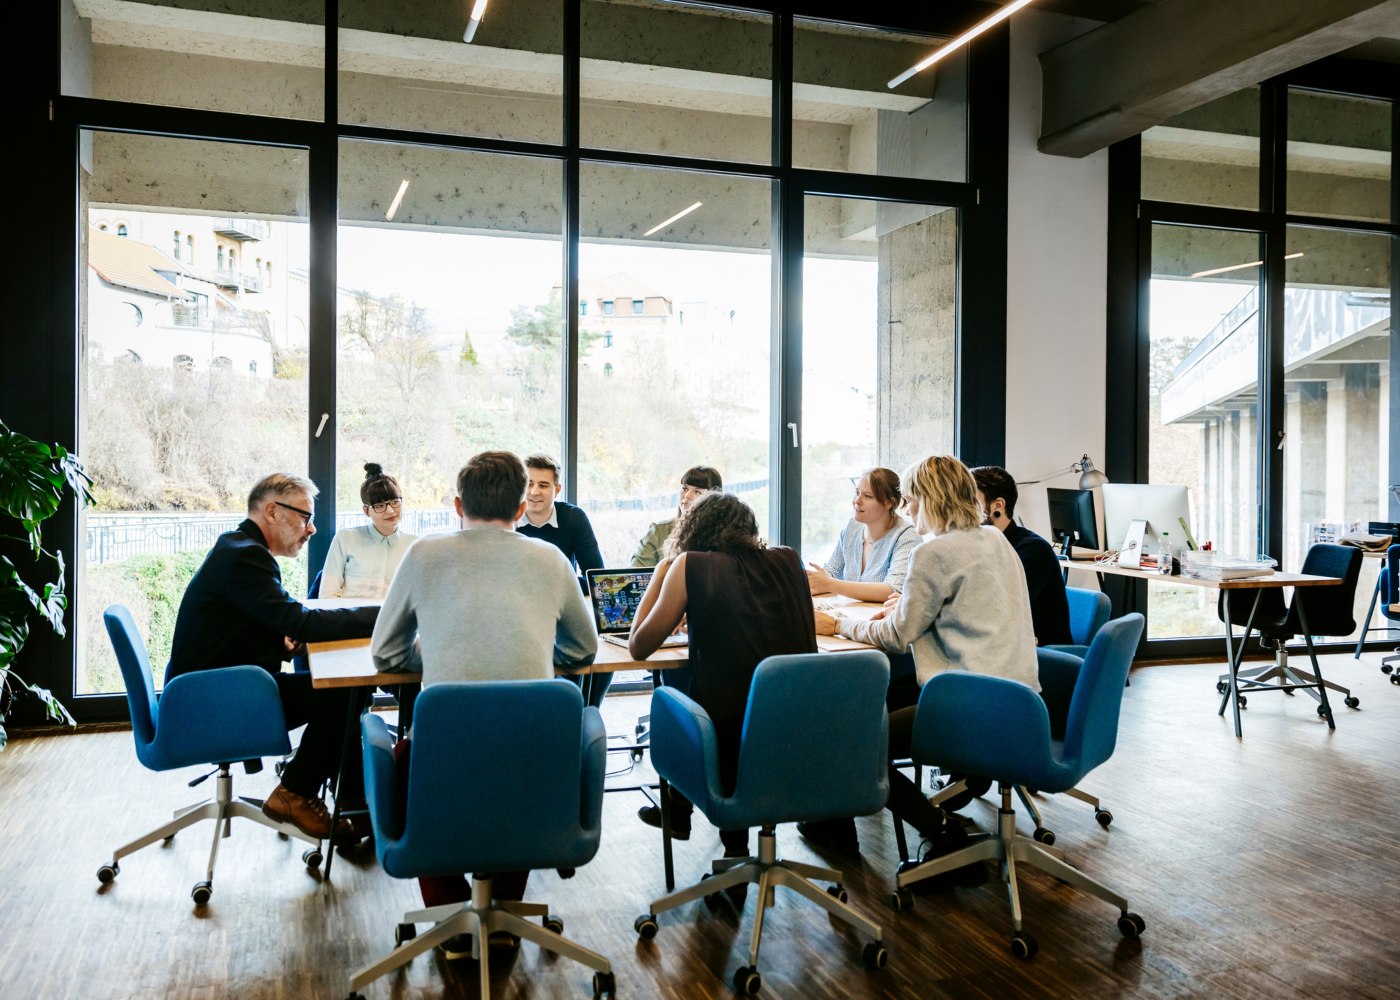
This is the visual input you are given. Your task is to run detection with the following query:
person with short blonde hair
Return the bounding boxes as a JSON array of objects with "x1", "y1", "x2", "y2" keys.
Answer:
[{"x1": 815, "y1": 454, "x2": 1037, "y2": 858}]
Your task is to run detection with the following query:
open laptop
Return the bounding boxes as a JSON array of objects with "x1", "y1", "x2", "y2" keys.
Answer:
[{"x1": 585, "y1": 567, "x2": 688, "y2": 648}]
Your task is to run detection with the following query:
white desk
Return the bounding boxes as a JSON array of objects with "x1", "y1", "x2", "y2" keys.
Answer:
[{"x1": 1060, "y1": 558, "x2": 1341, "y2": 737}]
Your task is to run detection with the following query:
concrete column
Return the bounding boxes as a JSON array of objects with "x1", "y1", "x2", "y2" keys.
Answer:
[{"x1": 876, "y1": 208, "x2": 957, "y2": 473}]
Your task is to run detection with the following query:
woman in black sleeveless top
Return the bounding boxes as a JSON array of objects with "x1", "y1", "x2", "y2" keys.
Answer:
[{"x1": 629, "y1": 492, "x2": 815, "y2": 855}]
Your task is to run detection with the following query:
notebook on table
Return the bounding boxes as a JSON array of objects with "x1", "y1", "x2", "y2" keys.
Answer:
[{"x1": 584, "y1": 567, "x2": 688, "y2": 648}]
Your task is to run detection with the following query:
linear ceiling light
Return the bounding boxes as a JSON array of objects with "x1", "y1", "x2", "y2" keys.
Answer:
[
  {"x1": 644, "y1": 201, "x2": 703, "y2": 237},
  {"x1": 888, "y1": 0, "x2": 1039, "y2": 89},
  {"x1": 1190, "y1": 251, "x2": 1303, "y2": 279},
  {"x1": 464, "y1": 0, "x2": 490, "y2": 43},
  {"x1": 385, "y1": 179, "x2": 410, "y2": 221}
]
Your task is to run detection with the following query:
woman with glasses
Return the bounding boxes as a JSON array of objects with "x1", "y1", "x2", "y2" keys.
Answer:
[
  {"x1": 320, "y1": 462, "x2": 417, "y2": 599},
  {"x1": 631, "y1": 465, "x2": 723, "y2": 568}
]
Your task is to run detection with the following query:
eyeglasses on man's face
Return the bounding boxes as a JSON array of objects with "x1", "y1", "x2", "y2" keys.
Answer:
[
  {"x1": 274, "y1": 500, "x2": 315, "y2": 527},
  {"x1": 368, "y1": 498, "x2": 404, "y2": 514}
]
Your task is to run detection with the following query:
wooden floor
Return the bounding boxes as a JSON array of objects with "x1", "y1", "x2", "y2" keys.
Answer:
[{"x1": 5, "y1": 651, "x2": 1400, "y2": 1000}]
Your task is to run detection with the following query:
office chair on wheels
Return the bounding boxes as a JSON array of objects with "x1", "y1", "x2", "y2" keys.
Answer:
[
  {"x1": 1214, "y1": 543, "x2": 1363, "y2": 722},
  {"x1": 99, "y1": 605, "x2": 323, "y2": 907},
  {"x1": 892, "y1": 614, "x2": 1146, "y2": 960},
  {"x1": 1377, "y1": 546, "x2": 1399, "y2": 682},
  {"x1": 635, "y1": 651, "x2": 891, "y2": 996},
  {"x1": 347, "y1": 680, "x2": 614, "y2": 1000}
]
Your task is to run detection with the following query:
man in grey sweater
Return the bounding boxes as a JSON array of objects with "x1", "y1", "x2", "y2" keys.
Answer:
[
  {"x1": 369, "y1": 451, "x2": 597, "y2": 955},
  {"x1": 371, "y1": 450, "x2": 597, "y2": 683}
]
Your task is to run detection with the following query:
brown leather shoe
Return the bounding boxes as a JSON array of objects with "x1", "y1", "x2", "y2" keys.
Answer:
[{"x1": 262, "y1": 784, "x2": 352, "y2": 842}]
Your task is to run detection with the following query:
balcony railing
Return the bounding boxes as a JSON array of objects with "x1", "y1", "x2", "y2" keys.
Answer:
[
  {"x1": 213, "y1": 218, "x2": 268, "y2": 242},
  {"x1": 213, "y1": 268, "x2": 264, "y2": 292},
  {"x1": 169, "y1": 303, "x2": 210, "y2": 328}
]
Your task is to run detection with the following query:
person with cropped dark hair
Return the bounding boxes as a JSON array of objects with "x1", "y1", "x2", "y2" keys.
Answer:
[
  {"x1": 370, "y1": 450, "x2": 596, "y2": 952},
  {"x1": 970, "y1": 465, "x2": 1072, "y2": 647},
  {"x1": 321, "y1": 462, "x2": 417, "y2": 599},
  {"x1": 515, "y1": 453, "x2": 604, "y2": 583}
]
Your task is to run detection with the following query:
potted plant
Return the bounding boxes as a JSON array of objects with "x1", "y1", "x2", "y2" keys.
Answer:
[{"x1": 0, "y1": 419, "x2": 93, "y2": 749}]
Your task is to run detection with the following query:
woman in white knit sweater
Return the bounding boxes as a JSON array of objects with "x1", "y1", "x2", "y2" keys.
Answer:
[{"x1": 815, "y1": 454, "x2": 1037, "y2": 846}]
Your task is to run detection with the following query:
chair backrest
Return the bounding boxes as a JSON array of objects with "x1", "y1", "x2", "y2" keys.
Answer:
[
  {"x1": 395, "y1": 680, "x2": 596, "y2": 877},
  {"x1": 1292, "y1": 543, "x2": 1364, "y2": 637},
  {"x1": 730, "y1": 650, "x2": 889, "y2": 823},
  {"x1": 1061, "y1": 612, "x2": 1145, "y2": 774},
  {"x1": 1382, "y1": 545, "x2": 1399, "y2": 621},
  {"x1": 307, "y1": 568, "x2": 323, "y2": 600},
  {"x1": 1066, "y1": 587, "x2": 1112, "y2": 646},
  {"x1": 103, "y1": 605, "x2": 158, "y2": 749}
]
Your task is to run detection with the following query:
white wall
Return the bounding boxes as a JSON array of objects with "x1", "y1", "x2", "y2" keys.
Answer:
[{"x1": 1005, "y1": 11, "x2": 1110, "y2": 543}]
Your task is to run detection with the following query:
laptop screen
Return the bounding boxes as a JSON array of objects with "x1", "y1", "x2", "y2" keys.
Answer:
[{"x1": 585, "y1": 567, "x2": 655, "y2": 635}]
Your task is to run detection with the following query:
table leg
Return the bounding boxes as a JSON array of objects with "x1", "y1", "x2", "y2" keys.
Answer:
[
  {"x1": 323, "y1": 686, "x2": 370, "y2": 880},
  {"x1": 1219, "y1": 590, "x2": 1262, "y2": 739},
  {"x1": 1294, "y1": 596, "x2": 1335, "y2": 730},
  {"x1": 1354, "y1": 573, "x2": 1382, "y2": 659}
]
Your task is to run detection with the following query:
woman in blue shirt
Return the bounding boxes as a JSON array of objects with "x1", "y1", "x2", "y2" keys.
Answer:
[
  {"x1": 806, "y1": 467, "x2": 920, "y2": 603},
  {"x1": 321, "y1": 463, "x2": 417, "y2": 599}
]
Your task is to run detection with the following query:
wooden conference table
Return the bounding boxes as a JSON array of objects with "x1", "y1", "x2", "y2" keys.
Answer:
[
  {"x1": 1061, "y1": 558, "x2": 1341, "y2": 738},
  {"x1": 303, "y1": 598, "x2": 882, "y2": 875}
]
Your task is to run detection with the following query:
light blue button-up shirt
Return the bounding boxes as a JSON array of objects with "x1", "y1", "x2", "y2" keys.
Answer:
[
  {"x1": 320, "y1": 524, "x2": 416, "y2": 599},
  {"x1": 824, "y1": 517, "x2": 921, "y2": 593}
]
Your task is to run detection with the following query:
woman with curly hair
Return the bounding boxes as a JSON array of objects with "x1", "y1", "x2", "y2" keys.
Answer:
[{"x1": 628, "y1": 491, "x2": 815, "y2": 862}]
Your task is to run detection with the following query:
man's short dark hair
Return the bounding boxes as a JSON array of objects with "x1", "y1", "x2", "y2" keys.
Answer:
[
  {"x1": 524, "y1": 453, "x2": 562, "y2": 482},
  {"x1": 457, "y1": 451, "x2": 527, "y2": 521},
  {"x1": 970, "y1": 465, "x2": 1018, "y2": 518}
]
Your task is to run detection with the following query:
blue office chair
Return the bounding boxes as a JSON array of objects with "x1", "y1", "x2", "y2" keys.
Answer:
[
  {"x1": 1378, "y1": 546, "x2": 1399, "y2": 681},
  {"x1": 98, "y1": 605, "x2": 322, "y2": 906},
  {"x1": 1046, "y1": 586, "x2": 1112, "y2": 659},
  {"x1": 346, "y1": 680, "x2": 613, "y2": 1000},
  {"x1": 1215, "y1": 542, "x2": 1363, "y2": 723},
  {"x1": 931, "y1": 586, "x2": 1117, "y2": 839},
  {"x1": 634, "y1": 651, "x2": 891, "y2": 996},
  {"x1": 290, "y1": 569, "x2": 322, "y2": 675},
  {"x1": 892, "y1": 613, "x2": 1146, "y2": 960}
]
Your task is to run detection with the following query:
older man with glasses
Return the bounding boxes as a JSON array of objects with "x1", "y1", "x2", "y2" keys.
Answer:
[{"x1": 167, "y1": 472, "x2": 380, "y2": 843}]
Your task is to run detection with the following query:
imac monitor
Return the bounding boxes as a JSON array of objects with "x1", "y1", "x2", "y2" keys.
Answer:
[
  {"x1": 1102, "y1": 483, "x2": 1195, "y2": 558},
  {"x1": 1046, "y1": 488, "x2": 1100, "y2": 558}
]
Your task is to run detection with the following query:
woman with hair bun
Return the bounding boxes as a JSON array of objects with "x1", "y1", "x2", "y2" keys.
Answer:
[
  {"x1": 806, "y1": 467, "x2": 920, "y2": 604},
  {"x1": 320, "y1": 462, "x2": 417, "y2": 599}
]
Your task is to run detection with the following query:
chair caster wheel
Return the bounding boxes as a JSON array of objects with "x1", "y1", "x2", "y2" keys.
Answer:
[
  {"x1": 592, "y1": 971, "x2": 616, "y2": 998},
  {"x1": 1382, "y1": 663, "x2": 1394, "y2": 674},
  {"x1": 634, "y1": 914, "x2": 658, "y2": 940},
  {"x1": 1237, "y1": 695, "x2": 1247, "y2": 709},
  {"x1": 302, "y1": 848, "x2": 323, "y2": 869},
  {"x1": 733, "y1": 965, "x2": 761, "y2": 995},
  {"x1": 544, "y1": 915, "x2": 564, "y2": 934},
  {"x1": 1033, "y1": 827, "x2": 1056, "y2": 846},
  {"x1": 394, "y1": 922, "x2": 416, "y2": 947},
  {"x1": 890, "y1": 887, "x2": 914, "y2": 912},
  {"x1": 191, "y1": 881, "x2": 212, "y2": 906},
  {"x1": 1010, "y1": 930, "x2": 1038, "y2": 959},
  {"x1": 863, "y1": 941, "x2": 889, "y2": 969},
  {"x1": 630, "y1": 748, "x2": 644, "y2": 762},
  {"x1": 163, "y1": 834, "x2": 175, "y2": 844},
  {"x1": 1344, "y1": 696, "x2": 1359, "y2": 709},
  {"x1": 1392, "y1": 672, "x2": 1400, "y2": 685},
  {"x1": 1095, "y1": 808, "x2": 1113, "y2": 828},
  {"x1": 1215, "y1": 680, "x2": 1229, "y2": 694},
  {"x1": 1118, "y1": 911, "x2": 1146, "y2": 937},
  {"x1": 825, "y1": 884, "x2": 848, "y2": 904},
  {"x1": 97, "y1": 862, "x2": 119, "y2": 884},
  {"x1": 1317, "y1": 704, "x2": 1331, "y2": 719}
]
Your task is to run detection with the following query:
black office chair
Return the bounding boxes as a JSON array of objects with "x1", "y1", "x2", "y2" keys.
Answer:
[{"x1": 1214, "y1": 543, "x2": 1363, "y2": 723}]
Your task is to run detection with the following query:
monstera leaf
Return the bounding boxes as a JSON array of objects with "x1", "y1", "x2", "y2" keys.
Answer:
[{"x1": 0, "y1": 421, "x2": 92, "y2": 555}]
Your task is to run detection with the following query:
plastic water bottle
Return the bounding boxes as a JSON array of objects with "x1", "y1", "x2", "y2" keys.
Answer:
[{"x1": 1156, "y1": 532, "x2": 1173, "y2": 575}]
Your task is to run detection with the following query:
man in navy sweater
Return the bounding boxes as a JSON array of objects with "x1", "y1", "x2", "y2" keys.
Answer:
[{"x1": 516, "y1": 454, "x2": 608, "y2": 706}]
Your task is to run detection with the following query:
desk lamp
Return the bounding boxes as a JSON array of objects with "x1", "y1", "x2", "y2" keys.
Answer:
[{"x1": 1017, "y1": 454, "x2": 1109, "y2": 490}]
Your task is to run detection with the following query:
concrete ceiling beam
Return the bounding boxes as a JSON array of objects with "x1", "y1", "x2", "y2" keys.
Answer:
[{"x1": 1038, "y1": 0, "x2": 1400, "y2": 157}]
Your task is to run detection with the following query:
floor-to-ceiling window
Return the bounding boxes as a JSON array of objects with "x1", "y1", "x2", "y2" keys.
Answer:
[
  {"x1": 1117, "y1": 65, "x2": 1397, "y2": 656},
  {"x1": 55, "y1": 1, "x2": 1002, "y2": 715}
]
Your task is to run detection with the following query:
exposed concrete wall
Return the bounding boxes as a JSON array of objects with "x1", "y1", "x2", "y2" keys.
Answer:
[
  {"x1": 877, "y1": 208, "x2": 958, "y2": 472},
  {"x1": 1004, "y1": 10, "x2": 1109, "y2": 547}
]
